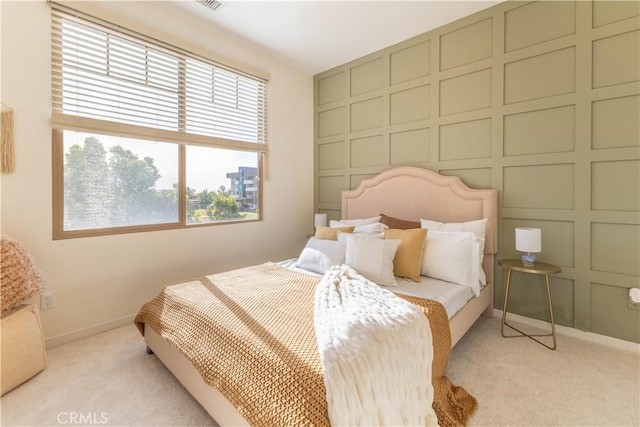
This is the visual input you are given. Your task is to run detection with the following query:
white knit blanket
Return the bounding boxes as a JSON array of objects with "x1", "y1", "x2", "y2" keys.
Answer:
[{"x1": 314, "y1": 265, "x2": 438, "y2": 427}]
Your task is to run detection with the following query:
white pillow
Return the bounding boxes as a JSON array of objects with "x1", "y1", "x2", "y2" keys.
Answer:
[
  {"x1": 421, "y1": 231, "x2": 480, "y2": 296},
  {"x1": 420, "y1": 217, "x2": 487, "y2": 239},
  {"x1": 330, "y1": 215, "x2": 381, "y2": 226},
  {"x1": 330, "y1": 220, "x2": 387, "y2": 235},
  {"x1": 420, "y1": 218, "x2": 488, "y2": 285},
  {"x1": 341, "y1": 233, "x2": 400, "y2": 287},
  {"x1": 475, "y1": 237, "x2": 486, "y2": 285},
  {"x1": 296, "y1": 237, "x2": 345, "y2": 275}
]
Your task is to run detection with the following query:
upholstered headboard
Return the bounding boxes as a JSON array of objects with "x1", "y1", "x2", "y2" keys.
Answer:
[{"x1": 341, "y1": 166, "x2": 498, "y2": 287}]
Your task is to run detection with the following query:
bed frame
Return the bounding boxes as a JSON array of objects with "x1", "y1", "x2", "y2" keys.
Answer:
[{"x1": 143, "y1": 166, "x2": 498, "y2": 426}]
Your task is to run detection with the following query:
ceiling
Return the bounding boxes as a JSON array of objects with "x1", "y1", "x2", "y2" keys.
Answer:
[{"x1": 170, "y1": 0, "x2": 503, "y2": 75}]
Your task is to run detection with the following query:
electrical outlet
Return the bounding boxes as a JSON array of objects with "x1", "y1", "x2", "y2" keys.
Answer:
[
  {"x1": 628, "y1": 298, "x2": 640, "y2": 311},
  {"x1": 41, "y1": 290, "x2": 55, "y2": 310}
]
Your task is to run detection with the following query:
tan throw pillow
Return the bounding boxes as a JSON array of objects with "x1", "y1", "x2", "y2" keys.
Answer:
[
  {"x1": 315, "y1": 226, "x2": 355, "y2": 240},
  {"x1": 1, "y1": 235, "x2": 44, "y2": 313},
  {"x1": 384, "y1": 228, "x2": 428, "y2": 282},
  {"x1": 380, "y1": 213, "x2": 420, "y2": 230}
]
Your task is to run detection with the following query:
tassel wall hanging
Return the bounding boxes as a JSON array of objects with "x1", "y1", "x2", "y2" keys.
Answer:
[{"x1": 1, "y1": 103, "x2": 15, "y2": 174}]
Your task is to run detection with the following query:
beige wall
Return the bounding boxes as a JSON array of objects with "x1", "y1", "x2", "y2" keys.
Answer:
[
  {"x1": 314, "y1": 0, "x2": 640, "y2": 342},
  {"x1": 1, "y1": 1, "x2": 314, "y2": 346}
]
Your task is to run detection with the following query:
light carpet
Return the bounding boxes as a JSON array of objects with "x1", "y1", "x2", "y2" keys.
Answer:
[
  {"x1": 449, "y1": 316, "x2": 639, "y2": 426},
  {"x1": 1, "y1": 315, "x2": 639, "y2": 426}
]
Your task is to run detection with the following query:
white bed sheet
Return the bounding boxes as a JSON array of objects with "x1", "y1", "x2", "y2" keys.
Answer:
[
  {"x1": 279, "y1": 258, "x2": 475, "y2": 319},
  {"x1": 392, "y1": 276, "x2": 475, "y2": 319}
]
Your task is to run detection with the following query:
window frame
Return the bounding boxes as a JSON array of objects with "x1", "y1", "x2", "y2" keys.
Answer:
[
  {"x1": 50, "y1": 4, "x2": 266, "y2": 240},
  {"x1": 52, "y1": 130, "x2": 264, "y2": 240}
]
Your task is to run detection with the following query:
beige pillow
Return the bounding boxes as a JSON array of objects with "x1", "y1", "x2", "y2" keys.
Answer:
[
  {"x1": 1, "y1": 235, "x2": 44, "y2": 313},
  {"x1": 315, "y1": 226, "x2": 355, "y2": 240},
  {"x1": 384, "y1": 228, "x2": 428, "y2": 282}
]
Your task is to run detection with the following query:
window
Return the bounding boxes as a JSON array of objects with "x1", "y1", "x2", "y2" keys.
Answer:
[{"x1": 51, "y1": 4, "x2": 267, "y2": 239}]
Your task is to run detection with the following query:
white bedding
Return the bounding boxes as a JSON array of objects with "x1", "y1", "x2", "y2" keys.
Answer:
[
  {"x1": 393, "y1": 276, "x2": 477, "y2": 319},
  {"x1": 280, "y1": 258, "x2": 476, "y2": 319}
]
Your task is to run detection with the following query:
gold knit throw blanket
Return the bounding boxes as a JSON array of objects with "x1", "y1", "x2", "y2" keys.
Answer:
[
  {"x1": 134, "y1": 263, "x2": 477, "y2": 426},
  {"x1": 1, "y1": 235, "x2": 44, "y2": 313}
]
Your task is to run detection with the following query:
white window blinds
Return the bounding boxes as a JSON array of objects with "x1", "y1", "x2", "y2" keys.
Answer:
[{"x1": 51, "y1": 4, "x2": 268, "y2": 152}]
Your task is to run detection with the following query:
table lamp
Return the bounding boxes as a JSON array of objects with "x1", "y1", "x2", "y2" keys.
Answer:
[
  {"x1": 515, "y1": 227, "x2": 541, "y2": 266},
  {"x1": 314, "y1": 213, "x2": 327, "y2": 228}
]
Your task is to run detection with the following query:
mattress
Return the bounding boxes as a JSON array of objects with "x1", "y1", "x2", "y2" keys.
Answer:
[{"x1": 279, "y1": 258, "x2": 475, "y2": 319}]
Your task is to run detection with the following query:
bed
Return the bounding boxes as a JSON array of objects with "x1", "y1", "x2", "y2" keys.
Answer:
[{"x1": 135, "y1": 166, "x2": 498, "y2": 426}]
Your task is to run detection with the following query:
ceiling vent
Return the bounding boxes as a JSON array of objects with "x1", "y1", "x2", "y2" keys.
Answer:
[{"x1": 197, "y1": 0, "x2": 224, "y2": 12}]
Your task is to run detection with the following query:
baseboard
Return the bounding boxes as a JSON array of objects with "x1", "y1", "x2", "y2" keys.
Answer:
[
  {"x1": 493, "y1": 309, "x2": 640, "y2": 353},
  {"x1": 45, "y1": 314, "x2": 136, "y2": 349}
]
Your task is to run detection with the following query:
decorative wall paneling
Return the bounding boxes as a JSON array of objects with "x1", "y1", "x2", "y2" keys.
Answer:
[{"x1": 314, "y1": 0, "x2": 640, "y2": 342}]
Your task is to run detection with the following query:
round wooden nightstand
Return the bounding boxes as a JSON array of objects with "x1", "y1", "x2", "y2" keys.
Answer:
[{"x1": 498, "y1": 259, "x2": 561, "y2": 350}]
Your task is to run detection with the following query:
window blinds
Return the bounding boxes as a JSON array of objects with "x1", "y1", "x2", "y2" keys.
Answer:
[{"x1": 50, "y1": 3, "x2": 268, "y2": 152}]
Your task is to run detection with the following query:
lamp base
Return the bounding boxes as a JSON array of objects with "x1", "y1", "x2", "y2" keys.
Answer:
[{"x1": 521, "y1": 253, "x2": 536, "y2": 266}]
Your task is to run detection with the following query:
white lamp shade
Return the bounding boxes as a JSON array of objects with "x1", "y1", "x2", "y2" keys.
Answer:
[
  {"x1": 314, "y1": 213, "x2": 328, "y2": 228},
  {"x1": 515, "y1": 227, "x2": 541, "y2": 253}
]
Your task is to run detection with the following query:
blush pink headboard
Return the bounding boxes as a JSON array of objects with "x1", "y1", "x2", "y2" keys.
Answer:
[{"x1": 341, "y1": 167, "x2": 498, "y2": 287}]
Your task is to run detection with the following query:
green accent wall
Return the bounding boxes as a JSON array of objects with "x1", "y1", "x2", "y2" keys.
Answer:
[{"x1": 313, "y1": 0, "x2": 640, "y2": 343}]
